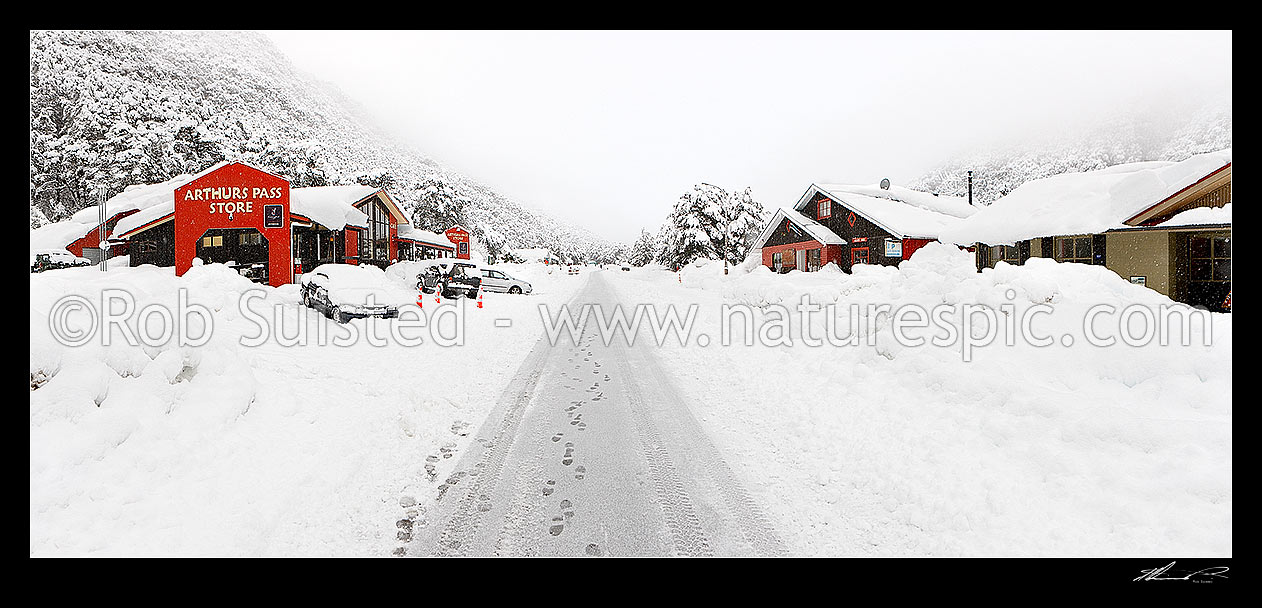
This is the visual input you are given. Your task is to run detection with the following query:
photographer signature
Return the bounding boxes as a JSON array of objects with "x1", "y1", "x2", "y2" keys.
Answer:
[{"x1": 1134, "y1": 561, "x2": 1229, "y2": 583}]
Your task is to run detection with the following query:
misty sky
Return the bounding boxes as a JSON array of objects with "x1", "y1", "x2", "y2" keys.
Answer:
[{"x1": 263, "y1": 30, "x2": 1231, "y2": 244}]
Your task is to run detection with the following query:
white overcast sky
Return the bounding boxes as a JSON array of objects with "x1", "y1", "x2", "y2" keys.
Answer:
[{"x1": 263, "y1": 30, "x2": 1231, "y2": 244}]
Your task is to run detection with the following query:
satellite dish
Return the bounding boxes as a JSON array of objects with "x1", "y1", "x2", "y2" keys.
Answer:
[{"x1": 880, "y1": 178, "x2": 890, "y2": 190}]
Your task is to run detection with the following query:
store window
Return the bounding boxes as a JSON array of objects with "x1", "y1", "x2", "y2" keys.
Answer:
[
  {"x1": 201, "y1": 235, "x2": 223, "y2": 247},
  {"x1": 807, "y1": 248, "x2": 821, "y2": 272},
  {"x1": 358, "y1": 199, "x2": 392, "y2": 263},
  {"x1": 1190, "y1": 234, "x2": 1231, "y2": 282},
  {"x1": 989, "y1": 244, "x2": 1021, "y2": 266},
  {"x1": 1054, "y1": 236, "x2": 1093, "y2": 264}
]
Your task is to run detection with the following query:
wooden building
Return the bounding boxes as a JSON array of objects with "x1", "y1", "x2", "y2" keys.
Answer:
[
  {"x1": 28, "y1": 168, "x2": 217, "y2": 265},
  {"x1": 941, "y1": 149, "x2": 1232, "y2": 311},
  {"x1": 754, "y1": 182, "x2": 975, "y2": 273},
  {"x1": 103, "y1": 162, "x2": 456, "y2": 286}
]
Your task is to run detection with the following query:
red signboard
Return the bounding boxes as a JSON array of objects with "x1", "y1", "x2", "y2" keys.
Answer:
[
  {"x1": 173, "y1": 162, "x2": 292, "y2": 287},
  {"x1": 444, "y1": 225, "x2": 471, "y2": 260}
]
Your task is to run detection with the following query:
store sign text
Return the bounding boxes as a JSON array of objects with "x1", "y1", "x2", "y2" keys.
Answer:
[{"x1": 184, "y1": 187, "x2": 284, "y2": 201}]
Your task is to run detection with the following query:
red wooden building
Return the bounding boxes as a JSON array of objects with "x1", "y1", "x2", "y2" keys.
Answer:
[
  {"x1": 104, "y1": 162, "x2": 457, "y2": 286},
  {"x1": 443, "y1": 225, "x2": 471, "y2": 260},
  {"x1": 754, "y1": 182, "x2": 975, "y2": 273}
]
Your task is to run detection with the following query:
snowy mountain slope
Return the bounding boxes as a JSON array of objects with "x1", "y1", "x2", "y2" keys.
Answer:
[
  {"x1": 29, "y1": 30, "x2": 620, "y2": 261},
  {"x1": 910, "y1": 99, "x2": 1233, "y2": 205}
]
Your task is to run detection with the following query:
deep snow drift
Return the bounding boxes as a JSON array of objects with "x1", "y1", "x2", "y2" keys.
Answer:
[
  {"x1": 30, "y1": 261, "x2": 584, "y2": 555},
  {"x1": 30, "y1": 250, "x2": 1230, "y2": 556},
  {"x1": 603, "y1": 244, "x2": 1230, "y2": 556}
]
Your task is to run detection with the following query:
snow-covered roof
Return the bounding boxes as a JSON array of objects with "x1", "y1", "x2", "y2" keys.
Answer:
[
  {"x1": 115, "y1": 183, "x2": 391, "y2": 237},
  {"x1": 1147, "y1": 202, "x2": 1232, "y2": 229},
  {"x1": 800, "y1": 183, "x2": 976, "y2": 240},
  {"x1": 290, "y1": 186, "x2": 374, "y2": 230},
  {"x1": 397, "y1": 223, "x2": 455, "y2": 249},
  {"x1": 30, "y1": 222, "x2": 100, "y2": 253},
  {"x1": 33, "y1": 162, "x2": 231, "y2": 249},
  {"x1": 938, "y1": 148, "x2": 1233, "y2": 245},
  {"x1": 754, "y1": 207, "x2": 847, "y2": 250}
]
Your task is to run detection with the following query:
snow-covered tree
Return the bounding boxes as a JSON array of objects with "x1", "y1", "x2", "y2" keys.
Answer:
[
  {"x1": 411, "y1": 176, "x2": 471, "y2": 233},
  {"x1": 715, "y1": 186, "x2": 767, "y2": 266},
  {"x1": 628, "y1": 229, "x2": 657, "y2": 266},
  {"x1": 354, "y1": 168, "x2": 397, "y2": 192},
  {"x1": 657, "y1": 184, "x2": 721, "y2": 268},
  {"x1": 654, "y1": 183, "x2": 765, "y2": 268}
]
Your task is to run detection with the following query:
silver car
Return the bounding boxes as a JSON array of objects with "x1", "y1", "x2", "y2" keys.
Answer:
[{"x1": 479, "y1": 268, "x2": 533, "y2": 294}]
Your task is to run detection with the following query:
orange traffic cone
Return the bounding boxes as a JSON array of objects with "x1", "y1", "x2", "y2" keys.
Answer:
[{"x1": 477, "y1": 290, "x2": 483, "y2": 309}]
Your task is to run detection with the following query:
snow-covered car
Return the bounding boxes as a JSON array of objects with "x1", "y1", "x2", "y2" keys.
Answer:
[
  {"x1": 567, "y1": 264, "x2": 581, "y2": 275},
  {"x1": 480, "y1": 268, "x2": 532, "y2": 294},
  {"x1": 30, "y1": 249, "x2": 92, "y2": 273},
  {"x1": 619, "y1": 262, "x2": 631, "y2": 271},
  {"x1": 300, "y1": 263, "x2": 403, "y2": 323},
  {"x1": 414, "y1": 259, "x2": 483, "y2": 299}
]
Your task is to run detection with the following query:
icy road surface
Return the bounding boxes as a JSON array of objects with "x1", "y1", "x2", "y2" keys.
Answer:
[{"x1": 406, "y1": 273, "x2": 786, "y2": 557}]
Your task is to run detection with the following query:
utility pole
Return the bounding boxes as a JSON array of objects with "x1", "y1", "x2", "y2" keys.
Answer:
[
  {"x1": 967, "y1": 170, "x2": 974, "y2": 207},
  {"x1": 723, "y1": 188, "x2": 730, "y2": 276},
  {"x1": 97, "y1": 185, "x2": 108, "y2": 272}
]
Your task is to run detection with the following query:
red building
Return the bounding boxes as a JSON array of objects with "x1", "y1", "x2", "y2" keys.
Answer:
[
  {"x1": 61, "y1": 209, "x2": 138, "y2": 260},
  {"x1": 444, "y1": 225, "x2": 471, "y2": 260},
  {"x1": 754, "y1": 182, "x2": 974, "y2": 273},
  {"x1": 108, "y1": 162, "x2": 457, "y2": 286}
]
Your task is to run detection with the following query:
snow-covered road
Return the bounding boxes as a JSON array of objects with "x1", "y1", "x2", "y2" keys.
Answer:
[{"x1": 406, "y1": 273, "x2": 786, "y2": 557}]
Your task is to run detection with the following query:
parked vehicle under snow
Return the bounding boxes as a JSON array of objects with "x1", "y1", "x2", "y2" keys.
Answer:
[{"x1": 300, "y1": 263, "x2": 410, "y2": 323}]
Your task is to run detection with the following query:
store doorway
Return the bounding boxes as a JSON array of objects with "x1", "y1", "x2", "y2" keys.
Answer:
[{"x1": 196, "y1": 228, "x2": 270, "y2": 284}]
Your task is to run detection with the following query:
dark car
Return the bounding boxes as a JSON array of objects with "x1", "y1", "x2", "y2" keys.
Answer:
[{"x1": 416, "y1": 260, "x2": 483, "y2": 299}]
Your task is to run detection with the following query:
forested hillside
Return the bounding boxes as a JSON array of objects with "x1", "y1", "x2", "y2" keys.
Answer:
[
  {"x1": 910, "y1": 98, "x2": 1232, "y2": 205},
  {"x1": 29, "y1": 30, "x2": 622, "y2": 262}
]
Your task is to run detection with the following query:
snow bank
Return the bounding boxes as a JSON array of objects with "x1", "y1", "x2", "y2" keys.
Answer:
[
  {"x1": 30, "y1": 261, "x2": 586, "y2": 555},
  {"x1": 607, "y1": 244, "x2": 1231, "y2": 556}
]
